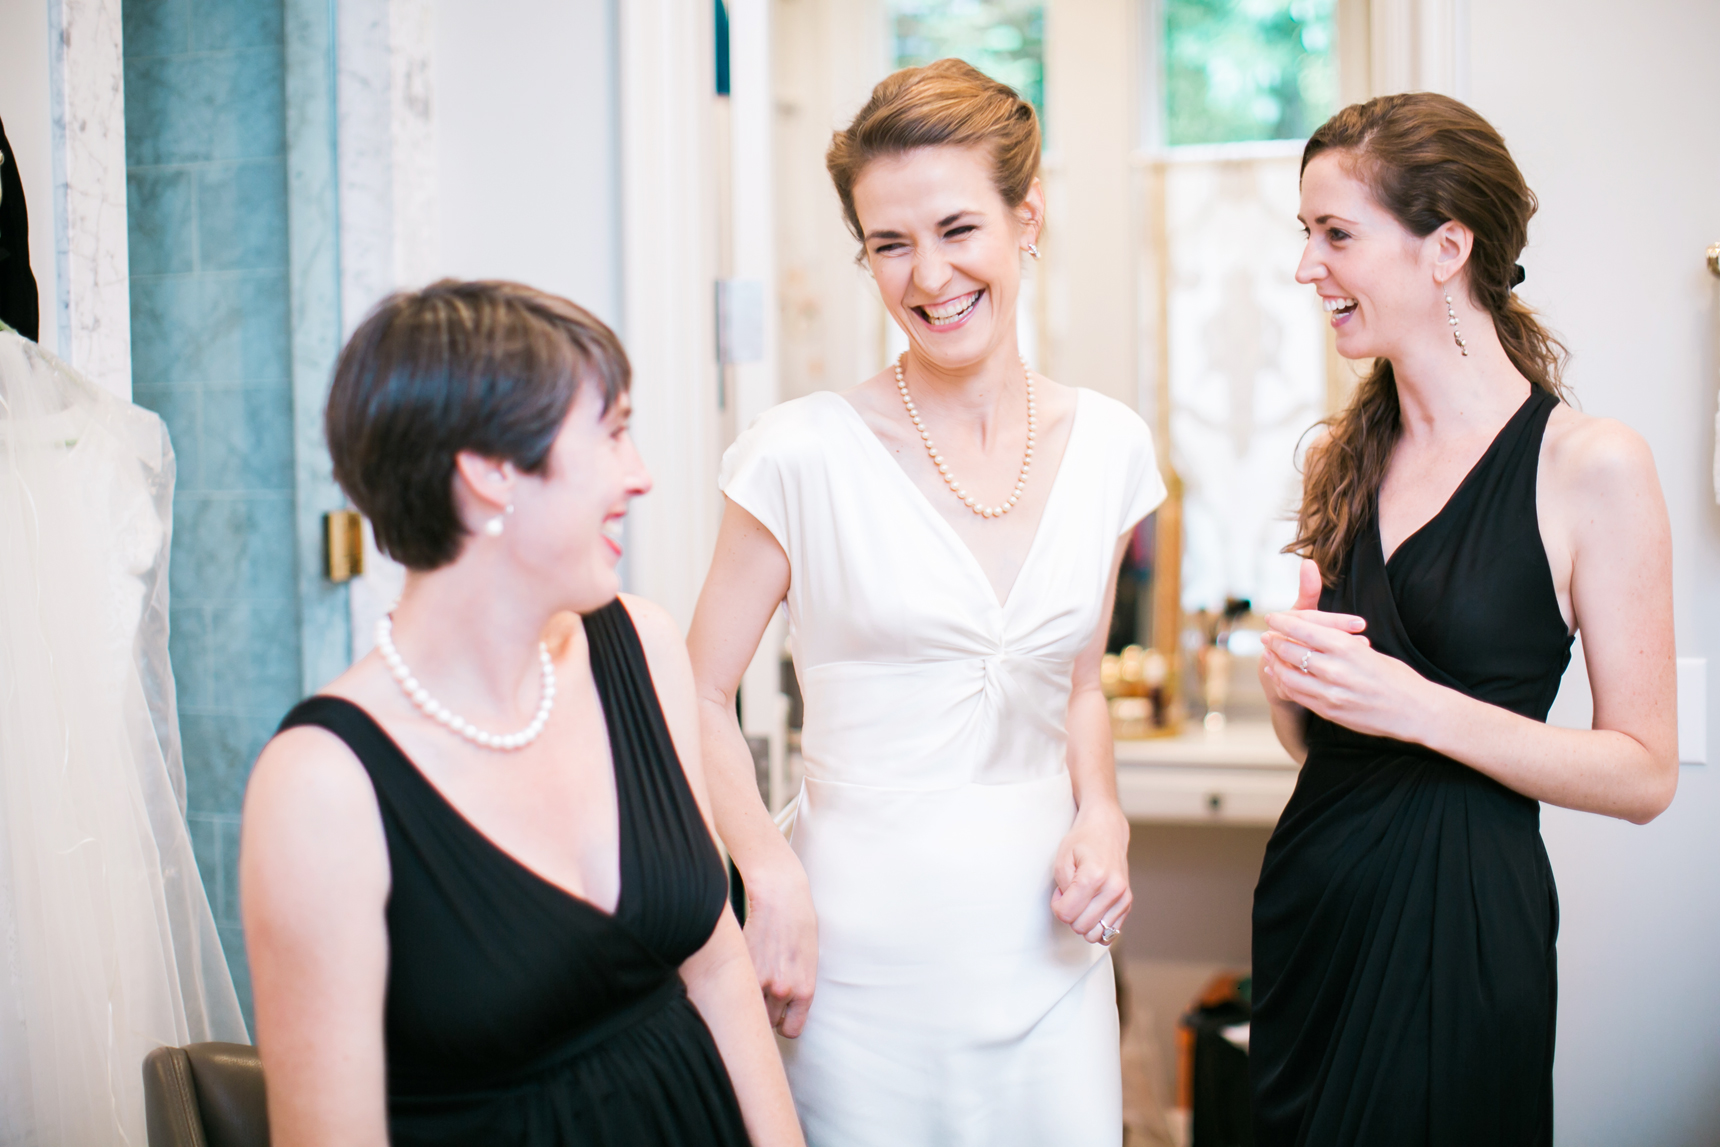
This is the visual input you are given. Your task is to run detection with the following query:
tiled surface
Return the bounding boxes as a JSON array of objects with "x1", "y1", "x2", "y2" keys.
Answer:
[{"x1": 125, "y1": 0, "x2": 297, "y2": 1026}]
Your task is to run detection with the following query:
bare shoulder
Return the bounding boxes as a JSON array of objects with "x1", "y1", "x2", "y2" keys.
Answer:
[
  {"x1": 1541, "y1": 401, "x2": 1661, "y2": 499},
  {"x1": 617, "y1": 593, "x2": 686, "y2": 662},
  {"x1": 617, "y1": 594, "x2": 698, "y2": 706},
  {"x1": 245, "y1": 721, "x2": 382, "y2": 839},
  {"x1": 242, "y1": 715, "x2": 390, "y2": 921},
  {"x1": 839, "y1": 368, "x2": 903, "y2": 426}
]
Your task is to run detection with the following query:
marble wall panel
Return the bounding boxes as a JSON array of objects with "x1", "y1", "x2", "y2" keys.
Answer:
[{"x1": 124, "y1": 0, "x2": 300, "y2": 1022}]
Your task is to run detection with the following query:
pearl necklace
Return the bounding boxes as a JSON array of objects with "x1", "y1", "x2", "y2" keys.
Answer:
[
  {"x1": 375, "y1": 615, "x2": 556, "y2": 751},
  {"x1": 894, "y1": 353, "x2": 1035, "y2": 519}
]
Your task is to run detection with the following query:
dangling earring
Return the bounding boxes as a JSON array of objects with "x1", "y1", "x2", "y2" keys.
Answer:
[
  {"x1": 1445, "y1": 294, "x2": 1468, "y2": 357},
  {"x1": 483, "y1": 503, "x2": 515, "y2": 537},
  {"x1": 1026, "y1": 243, "x2": 1040, "y2": 260}
]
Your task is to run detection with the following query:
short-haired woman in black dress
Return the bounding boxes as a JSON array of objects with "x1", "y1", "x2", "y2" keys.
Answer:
[
  {"x1": 242, "y1": 281, "x2": 804, "y2": 1147},
  {"x1": 1253, "y1": 93, "x2": 1678, "y2": 1146}
]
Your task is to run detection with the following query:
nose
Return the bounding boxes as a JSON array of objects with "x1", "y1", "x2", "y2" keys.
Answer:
[
  {"x1": 1295, "y1": 241, "x2": 1325, "y2": 286},
  {"x1": 623, "y1": 438, "x2": 653, "y2": 498},
  {"x1": 911, "y1": 248, "x2": 953, "y2": 298}
]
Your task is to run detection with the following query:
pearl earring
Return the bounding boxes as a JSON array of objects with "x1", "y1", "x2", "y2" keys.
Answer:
[
  {"x1": 1026, "y1": 243, "x2": 1041, "y2": 260},
  {"x1": 1445, "y1": 294, "x2": 1468, "y2": 357},
  {"x1": 483, "y1": 503, "x2": 514, "y2": 537}
]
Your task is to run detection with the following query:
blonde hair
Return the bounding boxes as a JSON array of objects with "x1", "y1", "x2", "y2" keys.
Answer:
[{"x1": 826, "y1": 59, "x2": 1041, "y2": 250}]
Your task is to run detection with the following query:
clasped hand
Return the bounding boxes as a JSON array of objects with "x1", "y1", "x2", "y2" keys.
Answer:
[
  {"x1": 1259, "y1": 559, "x2": 1434, "y2": 743},
  {"x1": 1052, "y1": 804, "x2": 1131, "y2": 945}
]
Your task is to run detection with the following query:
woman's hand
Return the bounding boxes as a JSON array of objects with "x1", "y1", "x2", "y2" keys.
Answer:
[
  {"x1": 1051, "y1": 801, "x2": 1132, "y2": 945},
  {"x1": 739, "y1": 857, "x2": 819, "y2": 1038},
  {"x1": 1261, "y1": 603, "x2": 1438, "y2": 744}
]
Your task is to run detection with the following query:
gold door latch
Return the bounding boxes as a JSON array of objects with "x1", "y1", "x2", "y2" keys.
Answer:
[{"x1": 324, "y1": 510, "x2": 366, "y2": 582}]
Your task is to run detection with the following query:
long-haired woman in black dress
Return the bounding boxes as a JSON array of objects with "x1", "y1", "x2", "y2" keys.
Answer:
[
  {"x1": 1252, "y1": 93, "x2": 1678, "y2": 1146},
  {"x1": 241, "y1": 281, "x2": 804, "y2": 1147}
]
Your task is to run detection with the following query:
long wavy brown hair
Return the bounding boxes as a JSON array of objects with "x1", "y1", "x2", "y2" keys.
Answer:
[{"x1": 1290, "y1": 93, "x2": 1568, "y2": 584}]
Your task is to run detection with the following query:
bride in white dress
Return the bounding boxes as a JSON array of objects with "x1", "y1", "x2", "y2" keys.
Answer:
[{"x1": 688, "y1": 60, "x2": 1164, "y2": 1146}]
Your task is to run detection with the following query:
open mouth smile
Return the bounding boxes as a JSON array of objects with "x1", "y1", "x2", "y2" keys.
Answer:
[
  {"x1": 914, "y1": 290, "x2": 982, "y2": 328},
  {"x1": 600, "y1": 516, "x2": 624, "y2": 558},
  {"x1": 1322, "y1": 295, "x2": 1358, "y2": 322}
]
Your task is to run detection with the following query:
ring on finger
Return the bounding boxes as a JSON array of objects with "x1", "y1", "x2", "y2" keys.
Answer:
[
  {"x1": 1299, "y1": 649, "x2": 1313, "y2": 674},
  {"x1": 1099, "y1": 918, "x2": 1122, "y2": 944}
]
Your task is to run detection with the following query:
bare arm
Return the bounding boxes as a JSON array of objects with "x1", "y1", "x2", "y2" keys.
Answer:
[
  {"x1": 1051, "y1": 533, "x2": 1134, "y2": 943},
  {"x1": 624, "y1": 595, "x2": 804, "y2": 1146},
  {"x1": 683, "y1": 500, "x2": 819, "y2": 1037},
  {"x1": 1262, "y1": 419, "x2": 1677, "y2": 823},
  {"x1": 240, "y1": 728, "x2": 392, "y2": 1147}
]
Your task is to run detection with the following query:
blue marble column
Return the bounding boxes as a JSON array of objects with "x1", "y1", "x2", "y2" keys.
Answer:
[{"x1": 123, "y1": 0, "x2": 344, "y2": 1022}]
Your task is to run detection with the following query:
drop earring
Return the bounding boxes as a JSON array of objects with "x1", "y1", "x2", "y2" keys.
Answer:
[
  {"x1": 483, "y1": 503, "x2": 514, "y2": 537},
  {"x1": 1026, "y1": 243, "x2": 1040, "y2": 260},
  {"x1": 1445, "y1": 294, "x2": 1468, "y2": 357}
]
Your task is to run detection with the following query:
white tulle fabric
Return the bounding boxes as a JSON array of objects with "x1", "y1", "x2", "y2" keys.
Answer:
[
  {"x1": 0, "y1": 332, "x2": 246, "y2": 1144},
  {"x1": 722, "y1": 388, "x2": 1165, "y2": 1147}
]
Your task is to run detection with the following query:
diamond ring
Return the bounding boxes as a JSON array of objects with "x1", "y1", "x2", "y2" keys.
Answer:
[
  {"x1": 1299, "y1": 649, "x2": 1313, "y2": 674},
  {"x1": 1099, "y1": 919, "x2": 1122, "y2": 944}
]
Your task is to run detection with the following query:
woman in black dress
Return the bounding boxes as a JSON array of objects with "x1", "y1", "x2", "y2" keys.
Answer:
[
  {"x1": 241, "y1": 281, "x2": 804, "y2": 1147},
  {"x1": 1252, "y1": 93, "x2": 1678, "y2": 1146}
]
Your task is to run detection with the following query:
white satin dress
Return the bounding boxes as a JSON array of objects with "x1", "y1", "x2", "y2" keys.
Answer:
[{"x1": 720, "y1": 387, "x2": 1165, "y2": 1147}]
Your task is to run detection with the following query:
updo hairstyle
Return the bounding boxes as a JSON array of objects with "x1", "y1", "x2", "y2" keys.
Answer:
[
  {"x1": 326, "y1": 279, "x2": 629, "y2": 571},
  {"x1": 825, "y1": 58, "x2": 1041, "y2": 254},
  {"x1": 1289, "y1": 92, "x2": 1569, "y2": 582}
]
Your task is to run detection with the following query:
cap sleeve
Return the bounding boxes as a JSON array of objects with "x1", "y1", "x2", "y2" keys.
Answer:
[
  {"x1": 1117, "y1": 408, "x2": 1167, "y2": 536},
  {"x1": 718, "y1": 410, "x2": 792, "y2": 554}
]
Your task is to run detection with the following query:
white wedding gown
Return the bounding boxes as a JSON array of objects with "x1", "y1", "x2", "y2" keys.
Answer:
[
  {"x1": 721, "y1": 387, "x2": 1165, "y2": 1147},
  {"x1": 0, "y1": 332, "x2": 246, "y2": 1145}
]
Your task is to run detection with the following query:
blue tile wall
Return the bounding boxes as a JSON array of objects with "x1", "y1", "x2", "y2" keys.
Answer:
[{"x1": 124, "y1": 0, "x2": 296, "y2": 1026}]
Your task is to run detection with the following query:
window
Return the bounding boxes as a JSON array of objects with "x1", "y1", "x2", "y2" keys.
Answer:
[
  {"x1": 1164, "y1": 0, "x2": 1337, "y2": 146},
  {"x1": 892, "y1": 0, "x2": 1046, "y2": 118}
]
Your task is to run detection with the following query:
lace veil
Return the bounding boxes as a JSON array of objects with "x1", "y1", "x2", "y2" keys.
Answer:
[{"x1": 0, "y1": 331, "x2": 246, "y2": 1143}]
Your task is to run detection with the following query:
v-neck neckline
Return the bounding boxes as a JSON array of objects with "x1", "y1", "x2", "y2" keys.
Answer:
[
  {"x1": 328, "y1": 696, "x2": 628, "y2": 923},
  {"x1": 1378, "y1": 390, "x2": 1538, "y2": 568},
  {"x1": 826, "y1": 387, "x2": 1086, "y2": 610}
]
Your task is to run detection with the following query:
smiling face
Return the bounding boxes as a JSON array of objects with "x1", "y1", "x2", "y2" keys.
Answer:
[
  {"x1": 1296, "y1": 151, "x2": 1461, "y2": 362},
  {"x1": 503, "y1": 381, "x2": 650, "y2": 613},
  {"x1": 851, "y1": 145, "x2": 1040, "y2": 372}
]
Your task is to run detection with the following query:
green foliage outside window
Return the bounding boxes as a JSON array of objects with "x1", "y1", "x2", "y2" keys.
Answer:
[
  {"x1": 1164, "y1": 0, "x2": 1337, "y2": 146},
  {"x1": 893, "y1": 0, "x2": 1046, "y2": 121}
]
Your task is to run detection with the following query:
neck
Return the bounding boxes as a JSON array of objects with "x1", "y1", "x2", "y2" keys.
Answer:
[
  {"x1": 387, "y1": 551, "x2": 554, "y2": 721},
  {"x1": 901, "y1": 337, "x2": 1026, "y2": 424},
  {"x1": 1387, "y1": 304, "x2": 1532, "y2": 444}
]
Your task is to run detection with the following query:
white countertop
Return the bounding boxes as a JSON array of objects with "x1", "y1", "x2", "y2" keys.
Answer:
[
  {"x1": 1114, "y1": 721, "x2": 1298, "y2": 770},
  {"x1": 1114, "y1": 722, "x2": 1299, "y2": 826}
]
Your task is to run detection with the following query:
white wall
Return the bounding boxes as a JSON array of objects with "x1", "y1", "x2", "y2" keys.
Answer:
[
  {"x1": 1471, "y1": 2, "x2": 1720, "y2": 1141},
  {"x1": 435, "y1": 0, "x2": 621, "y2": 326},
  {"x1": 0, "y1": 0, "x2": 58, "y2": 350}
]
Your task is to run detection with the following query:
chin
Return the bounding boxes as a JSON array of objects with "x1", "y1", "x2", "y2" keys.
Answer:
[{"x1": 560, "y1": 568, "x2": 622, "y2": 615}]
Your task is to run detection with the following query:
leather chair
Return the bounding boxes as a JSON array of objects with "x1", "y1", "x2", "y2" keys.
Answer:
[{"x1": 142, "y1": 1042, "x2": 270, "y2": 1147}]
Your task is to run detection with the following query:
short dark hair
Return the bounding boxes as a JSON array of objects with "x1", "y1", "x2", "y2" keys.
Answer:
[{"x1": 325, "y1": 279, "x2": 630, "y2": 570}]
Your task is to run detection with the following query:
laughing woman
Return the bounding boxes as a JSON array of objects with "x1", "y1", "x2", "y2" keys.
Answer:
[
  {"x1": 241, "y1": 282, "x2": 802, "y2": 1147},
  {"x1": 687, "y1": 61, "x2": 1164, "y2": 1146},
  {"x1": 1252, "y1": 94, "x2": 1678, "y2": 1146}
]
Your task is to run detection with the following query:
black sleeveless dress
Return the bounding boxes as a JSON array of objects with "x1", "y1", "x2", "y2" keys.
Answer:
[
  {"x1": 276, "y1": 600, "x2": 752, "y2": 1147},
  {"x1": 1251, "y1": 389, "x2": 1572, "y2": 1147}
]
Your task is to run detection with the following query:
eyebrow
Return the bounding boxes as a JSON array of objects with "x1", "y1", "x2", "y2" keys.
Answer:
[
  {"x1": 1297, "y1": 213, "x2": 1360, "y2": 226},
  {"x1": 863, "y1": 211, "x2": 976, "y2": 242}
]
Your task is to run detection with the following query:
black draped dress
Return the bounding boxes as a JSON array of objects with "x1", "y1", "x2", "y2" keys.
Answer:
[
  {"x1": 276, "y1": 600, "x2": 752, "y2": 1147},
  {"x1": 1251, "y1": 389, "x2": 1571, "y2": 1147}
]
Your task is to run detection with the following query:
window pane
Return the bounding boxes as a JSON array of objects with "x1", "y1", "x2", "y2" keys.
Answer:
[
  {"x1": 1165, "y1": 0, "x2": 1337, "y2": 147},
  {"x1": 892, "y1": 0, "x2": 1046, "y2": 119}
]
